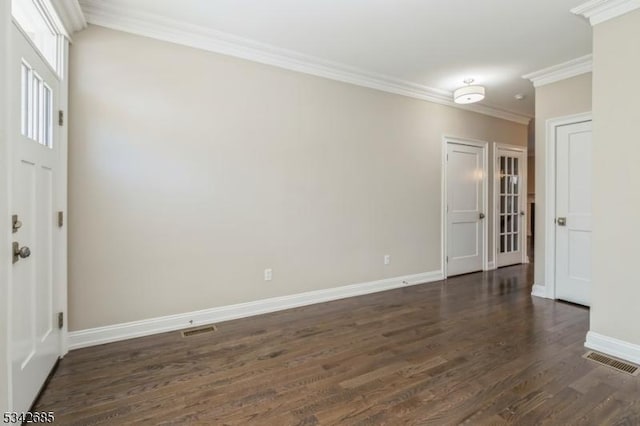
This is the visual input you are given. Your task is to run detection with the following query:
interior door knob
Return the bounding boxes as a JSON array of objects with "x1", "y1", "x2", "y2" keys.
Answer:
[
  {"x1": 520, "y1": 211, "x2": 525, "y2": 216},
  {"x1": 557, "y1": 217, "x2": 567, "y2": 226},
  {"x1": 479, "y1": 213, "x2": 486, "y2": 219},
  {"x1": 12, "y1": 242, "x2": 31, "y2": 264}
]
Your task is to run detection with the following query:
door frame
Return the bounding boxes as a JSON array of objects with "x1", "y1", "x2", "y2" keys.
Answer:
[
  {"x1": 542, "y1": 112, "x2": 592, "y2": 299},
  {"x1": 441, "y1": 136, "x2": 489, "y2": 278},
  {"x1": 492, "y1": 142, "x2": 528, "y2": 267}
]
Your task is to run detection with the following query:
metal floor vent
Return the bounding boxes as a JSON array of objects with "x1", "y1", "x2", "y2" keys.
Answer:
[
  {"x1": 181, "y1": 325, "x2": 217, "y2": 338},
  {"x1": 584, "y1": 351, "x2": 640, "y2": 376}
]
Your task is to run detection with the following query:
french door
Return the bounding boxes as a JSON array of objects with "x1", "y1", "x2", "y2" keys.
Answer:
[
  {"x1": 11, "y1": 23, "x2": 63, "y2": 414},
  {"x1": 495, "y1": 146, "x2": 526, "y2": 267}
]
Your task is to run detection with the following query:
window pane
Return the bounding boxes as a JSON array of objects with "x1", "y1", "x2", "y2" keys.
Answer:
[
  {"x1": 21, "y1": 63, "x2": 30, "y2": 136},
  {"x1": 32, "y1": 74, "x2": 41, "y2": 142},
  {"x1": 43, "y1": 85, "x2": 52, "y2": 147}
]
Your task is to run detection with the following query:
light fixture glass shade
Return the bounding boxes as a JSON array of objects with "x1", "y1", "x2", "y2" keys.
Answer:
[{"x1": 454, "y1": 85, "x2": 485, "y2": 104}]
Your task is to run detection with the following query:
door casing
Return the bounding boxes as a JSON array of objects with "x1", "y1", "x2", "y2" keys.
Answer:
[
  {"x1": 541, "y1": 112, "x2": 592, "y2": 299},
  {"x1": 441, "y1": 136, "x2": 489, "y2": 278}
]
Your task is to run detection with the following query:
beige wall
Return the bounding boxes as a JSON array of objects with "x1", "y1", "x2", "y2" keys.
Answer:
[
  {"x1": 533, "y1": 73, "x2": 592, "y2": 287},
  {"x1": 68, "y1": 26, "x2": 527, "y2": 331},
  {"x1": 590, "y1": 10, "x2": 640, "y2": 346}
]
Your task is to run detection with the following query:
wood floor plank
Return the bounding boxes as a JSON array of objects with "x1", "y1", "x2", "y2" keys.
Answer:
[{"x1": 34, "y1": 264, "x2": 640, "y2": 425}]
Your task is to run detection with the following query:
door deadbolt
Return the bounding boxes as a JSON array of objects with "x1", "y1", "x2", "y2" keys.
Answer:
[
  {"x1": 12, "y1": 215, "x2": 22, "y2": 233},
  {"x1": 479, "y1": 213, "x2": 486, "y2": 219},
  {"x1": 12, "y1": 242, "x2": 31, "y2": 264},
  {"x1": 557, "y1": 217, "x2": 567, "y2": 226}
]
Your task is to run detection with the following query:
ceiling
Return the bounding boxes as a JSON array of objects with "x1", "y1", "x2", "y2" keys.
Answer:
[{"x1": 77, "y1": 0, "x2": 593, "y2": 120}]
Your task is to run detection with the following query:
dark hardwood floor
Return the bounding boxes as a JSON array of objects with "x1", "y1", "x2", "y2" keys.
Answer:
[{"x1": 35, "y1": 264, "x2": 640, "y2": 425}]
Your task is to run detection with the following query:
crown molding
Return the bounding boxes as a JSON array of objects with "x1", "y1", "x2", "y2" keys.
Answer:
[
  {"x1": 571, "y1": 0, "x2": 640, "y2": 25},
  {"x1": 522, "y1": 54, "x2": 593, "y2": 88},
  {"x1": 51, "y1": 0, "x2": 87, "y2": 36},
  {"x1": 78, "y1": 0, "x2": 531, "y2": 125}
]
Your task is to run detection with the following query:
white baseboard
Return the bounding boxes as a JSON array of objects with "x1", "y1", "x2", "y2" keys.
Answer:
[
  {"x1": 68, "y1": 269, "x2": 443, "y2": 350},
  {"x1": 487, "y1": 261, "x2": 496, "y2": 270},
  {"x1": 585, "y1": 331, "x2": 640, "y2": 365},
  {"x1": 531, "y1": 284, "x2": 549, "y2": 299}
]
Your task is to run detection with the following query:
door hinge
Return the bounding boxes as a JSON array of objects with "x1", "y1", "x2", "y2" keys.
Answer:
[
  {"x1": 58, "y1": 110, "x2": 64, "y2": 126},
  {"x1": 57, "y1": 312, "x2": 64, "y2": 329},
  {"x1": 446, "y1": 256, "x2": 449, "y2": 262},
  {"x1": 57, "y1": 211, "x2": 64, "y2": 227}
]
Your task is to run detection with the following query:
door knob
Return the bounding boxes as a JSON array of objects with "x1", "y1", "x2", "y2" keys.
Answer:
[
  {"x1": 479, "y1": 213, "x2": 486, "y2": 219},
  {"x1": 520, "y1": 211, "x2": 525, "y2": 216},
  {"x1": 12, "y1": 242, "x2": 31, "y2": 264},
  {"x1": 557, "y1": 217, "x2": 567, "y2": 226}
]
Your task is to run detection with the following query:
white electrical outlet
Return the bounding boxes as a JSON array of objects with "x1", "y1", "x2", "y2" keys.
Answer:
[
  {"x1": 384, "y1": 255, "x2": 391, "y2": 265},
  {"x1": 264, "y1": 268, "x2": 273, "y2": 281}
]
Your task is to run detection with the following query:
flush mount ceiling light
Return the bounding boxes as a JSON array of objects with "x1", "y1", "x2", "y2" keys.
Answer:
[{"x1": 453, "y1": 79, "x2": 485, "y2": 104}]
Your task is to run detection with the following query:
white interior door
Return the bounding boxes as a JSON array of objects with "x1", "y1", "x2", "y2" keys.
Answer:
[
  {"x1": 555, "y1": 121, "x2": 592, "y2": 306},
  {"x1": 496, "y1": 148, "x2": 526, "y2": 267},
  {"x1": 446, "y1": 142, "x2": 486, "y2": 277},
  {"x1": 11, "y1": 24, "x2": 62, "y2": 413}
]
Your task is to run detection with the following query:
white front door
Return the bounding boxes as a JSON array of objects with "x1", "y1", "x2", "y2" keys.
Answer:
[
  {"x1": 555, "y1": 121, "x2": 592, "y2": 306},
  {"x1": 446, "y1": 142, "x2": 486, "y2": 277},
  {"x1": 11, "y1": 24, "x2": 62, "y2": 413},
  {"x1": 496, "y1": 147, "x2": 526, "y2": 267}
]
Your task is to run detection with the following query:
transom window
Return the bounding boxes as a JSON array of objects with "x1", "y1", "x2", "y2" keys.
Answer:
[{"x1": 12, "y1": 0, "x2": 62, "y2": 75}]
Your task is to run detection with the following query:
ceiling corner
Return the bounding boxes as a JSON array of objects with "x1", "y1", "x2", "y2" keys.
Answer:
[
  {"x1": 571, "y1": 0, "x2": 640, "y2": 25},
  {"x1": 522, "y1": 54, "x2": 593, "y2": 88},
  {"x1": 51, "y1": 0, "x2": 87, "y2": 36}
]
